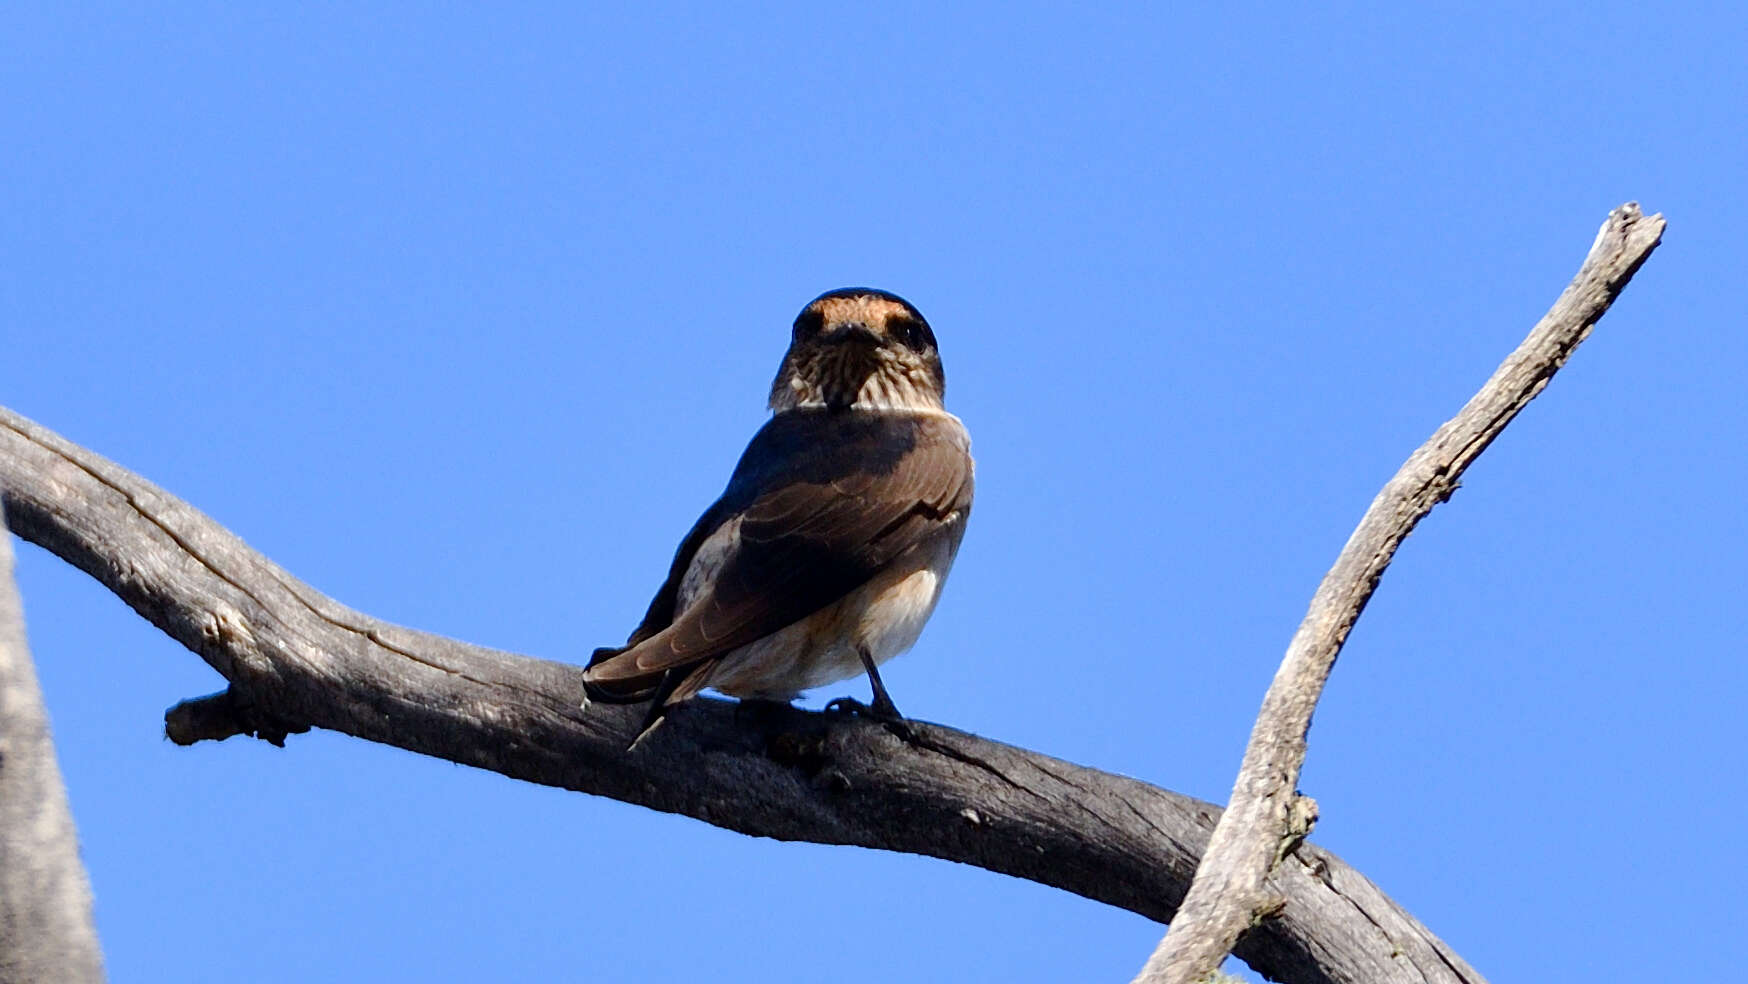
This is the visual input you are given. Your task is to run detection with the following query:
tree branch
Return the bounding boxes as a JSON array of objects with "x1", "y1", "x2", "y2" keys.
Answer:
[
  {"x1": 0, "y1": 408, "x2": 1479, "y2": 984},
  {"x1": 0, "y1": 507, "x2": 106, "y2": 984},
  {"x1": 1133, "y1": 202, "x2": 1666, "y2": 984}
]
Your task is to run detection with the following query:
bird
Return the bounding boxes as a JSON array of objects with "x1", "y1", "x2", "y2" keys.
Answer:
[{"x1": 583, "y1": 287, "x2": 974, "y2": 740}]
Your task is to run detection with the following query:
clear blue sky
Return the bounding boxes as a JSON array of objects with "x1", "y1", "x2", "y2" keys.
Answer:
[{"x1": 5, "y1": 3, "x2": 1743, "y2": 981}]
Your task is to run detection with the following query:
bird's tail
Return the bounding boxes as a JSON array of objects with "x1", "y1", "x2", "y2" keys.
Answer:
[
  {"x1": 582, "y1": 646, "x2": 659, "y2": 704},
  {"x1": 584, "y1": 651, "x2": 715, "y2": 747}
]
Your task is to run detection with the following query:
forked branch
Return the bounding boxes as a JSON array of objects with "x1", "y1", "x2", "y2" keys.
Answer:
[
  {"x1": 0, "y1": 402, "x2": 1479, "y2": 984},
  {"x1": 1133, "y1": 203, "x2": 1666, "y2": 984}
]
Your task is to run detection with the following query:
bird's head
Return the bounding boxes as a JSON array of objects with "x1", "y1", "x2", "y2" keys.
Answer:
[{"x1": 768, "y1": 288, "x2": 946, "y2": 412}]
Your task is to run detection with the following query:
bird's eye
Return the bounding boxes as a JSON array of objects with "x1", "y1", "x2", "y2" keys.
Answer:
[
  {"x1": 792, "y1": 308, "x2": 825, "y2": 341},
  {"x1": 889, "y1": 316, "x2": 933, "y2": 352}
]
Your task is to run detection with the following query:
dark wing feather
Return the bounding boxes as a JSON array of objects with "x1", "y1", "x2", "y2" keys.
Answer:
[
  {"x1": 585, "y1": 409, "x2": 972, "y2": 696},
  {"x1": 582, "y1": 484, "x2": 741, "y2": 705},
  {"x1": 588, "y1": 495, "x2": 739, "y2": 659}
]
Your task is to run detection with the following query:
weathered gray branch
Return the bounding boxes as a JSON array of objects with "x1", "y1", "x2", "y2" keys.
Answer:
[
  {"x1": 1134, "y1": 203, "x2": 1667, "y2": 984},
  {"x1": 0, "y1": 509, "x2": 106, "y2": 984},
  {"x1": 0, "y1": 408, "x2": 1480, "y2": 984}
]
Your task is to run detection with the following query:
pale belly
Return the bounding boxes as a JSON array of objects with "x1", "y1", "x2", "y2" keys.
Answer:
[{"x1": 701, "y1": 532, "x2": 960, "y2": 700}]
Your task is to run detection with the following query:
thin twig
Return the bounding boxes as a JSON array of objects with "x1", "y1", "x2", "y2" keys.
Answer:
[{"x1": 1132, "y1": 202, "x2": 1666, "y2": 984}]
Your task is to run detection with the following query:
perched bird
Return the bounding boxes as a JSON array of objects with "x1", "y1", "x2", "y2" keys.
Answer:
[{"x1": 584, "y1": 288, "x2": 974, "y2": 737}]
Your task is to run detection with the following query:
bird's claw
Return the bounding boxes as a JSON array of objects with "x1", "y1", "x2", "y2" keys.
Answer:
[{"x1": 825, "y1": 696, "x2": 915, "y2": 743}]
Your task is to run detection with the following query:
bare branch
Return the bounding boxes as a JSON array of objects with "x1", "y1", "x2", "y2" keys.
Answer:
[
  {"x1": 1133, "y1": 203, "x2": 1666, "y2": 984},
  {"x1": 164, "y1": 686, "x2": 309, "y2": 746},
  {"x1": 0, "y1": 510, "x2": 106, "y2": 984},
  {"x1": 0, "y1": 407, "x2": 1480, "y2": 984}
]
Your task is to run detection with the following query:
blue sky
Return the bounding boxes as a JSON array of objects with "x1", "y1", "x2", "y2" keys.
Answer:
[{"x1": 4, "y1": 3, "x2": 1743, "y2": 981}]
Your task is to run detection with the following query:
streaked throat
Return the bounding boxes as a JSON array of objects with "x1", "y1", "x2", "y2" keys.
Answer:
[{"x1": 770, "y1": 347, "x2": 946, "y2": 413}]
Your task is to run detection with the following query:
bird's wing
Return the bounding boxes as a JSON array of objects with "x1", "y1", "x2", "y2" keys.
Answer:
[{"x1": 584, "y1": 409, "x2": 972, "y2": 697}]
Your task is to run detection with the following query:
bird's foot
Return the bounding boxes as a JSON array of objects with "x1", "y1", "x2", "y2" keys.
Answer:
[{"x1": 825, "y1": 694, "x2": 915, "y2": 744}]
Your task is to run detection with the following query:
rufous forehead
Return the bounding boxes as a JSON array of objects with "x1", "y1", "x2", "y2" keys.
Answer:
[{"x1": 808, "y1": 295, "x2": 914, "y2": 327}]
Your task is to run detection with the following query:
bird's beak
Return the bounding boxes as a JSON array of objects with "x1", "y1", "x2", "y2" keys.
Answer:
[{"x1": 819, "y1": 322, "x2": 883, "y2": 346}]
